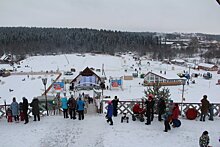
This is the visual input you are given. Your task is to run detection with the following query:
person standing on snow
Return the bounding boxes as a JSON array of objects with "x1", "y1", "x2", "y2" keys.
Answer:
[
  {"x1": 68, "y1": 95, "x2": 77, "y2": 119},
  {"x1": 30, "y1": 97, "x2": 40, "y2": 121},
  {"x1": 112, "y1": 96, "x2": 119, "y2": 117},
  {"x1": 171, "y1": 103, "x2": 180, "y2": 127},
  {"x1": 61, "y1": 93, "x2": 68, "y2": 119},
  {"x1": 10, "y1": 97, "x2": 19, "y2": 122},
  {"x1": 76, "y1": 97, "x2": 85, "y2": 120},
  {"x1": 22, "y1": 97, "x2": 29, "y2": 124},
  {"x1": 199, "y1": 131, "x2": 210, "y2": 147},
  {"x1": 106, "y1": 101, "x2": 113, "y2": 125},
  {"x1": 200, "y1": 95, "x2": 210, "y2": 122},
  {"x1": 145, "y1": 94, "x2": 155, "y2": 125},
  {"x1": 157, "y1": 97, "x2": 166, "y2": 121}
]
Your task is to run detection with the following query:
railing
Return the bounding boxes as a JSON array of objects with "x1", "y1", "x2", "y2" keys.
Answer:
[
  {"x1": 101, "y1": 100, "x2": 220, "y2": 118},
  {"x1": 0, "y1": 103, "x2": 62, "y2": 118}
]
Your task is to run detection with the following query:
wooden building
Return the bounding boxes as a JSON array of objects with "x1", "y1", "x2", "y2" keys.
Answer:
[
  {"x1": 70, "y1": 67, "x2": 101, "y2": 90},
  {"x1": 198, "y1": 63, "x2": 218, "y2": 71},
  {"x1": 143, "y1": 71, "x2": 185, "y2": 86}
]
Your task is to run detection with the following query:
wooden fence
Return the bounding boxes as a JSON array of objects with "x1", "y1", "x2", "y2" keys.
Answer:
[
  {"x1": 0, "y1": 103, "x2": 62, "y2": 118},
  {"x1": 101, "y1": 100, "x2": 220, "y2": 118}
]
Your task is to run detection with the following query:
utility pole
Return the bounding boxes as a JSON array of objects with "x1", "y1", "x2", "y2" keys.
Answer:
[{"x1": 180, "y1": 80, "x2": 186, "y2": 116}]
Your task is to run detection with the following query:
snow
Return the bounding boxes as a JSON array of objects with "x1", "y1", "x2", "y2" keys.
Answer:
[
  {"x1": 0, "y1": 114, "x2": 220, "y2": 147},
  {"x1": 1, "y1": 53, "x2": 220, "y2": 103},
  {"x1": 0, "y1": 53, "x2": 220, "y2": 147}
]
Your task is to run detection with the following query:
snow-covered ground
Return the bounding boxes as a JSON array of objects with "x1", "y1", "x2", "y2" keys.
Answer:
[
  {"x1": 0, "y1": 53, "x2": 220, "y2": 103},
  {"x1": 0, "y1": 53, "x2": 220, "y2": 147},
  {"x1": 0, "y1": 112, "x2": 220, "y2": 147}
]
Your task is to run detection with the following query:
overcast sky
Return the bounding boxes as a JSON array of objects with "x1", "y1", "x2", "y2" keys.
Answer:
[{"x1": 0, "y1": 0, "x2": 220, "y2": 34}]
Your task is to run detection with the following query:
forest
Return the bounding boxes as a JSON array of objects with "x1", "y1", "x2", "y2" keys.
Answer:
[{"x1": 0, "y1": 27, "x2": 219, "y2": 61}]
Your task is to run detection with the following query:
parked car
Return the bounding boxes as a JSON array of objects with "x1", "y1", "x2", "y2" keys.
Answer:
[{"x1": 64, "y1": 71, "x2": 73, "y2": 75}]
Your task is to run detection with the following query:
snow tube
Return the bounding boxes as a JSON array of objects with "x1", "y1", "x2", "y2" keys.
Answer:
[
  {"x1": 173, "y1": 119, "x2": 181, "y2": 127},
  {"x1": 186, "y1": 108, "x2": 197, "y2": 120}
]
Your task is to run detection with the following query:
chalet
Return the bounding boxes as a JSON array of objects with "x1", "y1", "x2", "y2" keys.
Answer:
[
  {"x1": 171, "y1": 59, "x2": 186, "y2": 66},
  {"x1": 70, "y1": 67, "x2": 101, "y2": 90},
  {"x1": 198, "y1": 63, "x2": 218, "y2": 71},
  {"x1": 143, "y1": 71, "x2": 185, "y2": 86}
]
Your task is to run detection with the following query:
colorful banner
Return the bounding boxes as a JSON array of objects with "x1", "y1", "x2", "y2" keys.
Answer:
[{"x1": 53, "y1": 82, "x2": 64, "y2": 91}]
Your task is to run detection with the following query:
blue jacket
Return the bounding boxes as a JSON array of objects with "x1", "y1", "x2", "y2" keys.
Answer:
[
  {"x1": 107, "y1": 104, "x2": 113, "y2": 118},
  {"x1": 77, "y1": 100, "x2": 85, "y2": 111},
  {"x1": 61, "y1": 97, "x2": 68, "y2": 109},
  {"x1": 10, "y1": 101, "x2": 19, "y2": 116}
]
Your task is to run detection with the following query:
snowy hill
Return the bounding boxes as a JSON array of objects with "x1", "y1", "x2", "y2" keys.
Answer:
[
  {"x1": 0, "y1": 53, "x2": 220, "y2": 103},
  {"x1": 0, "y1": 53, "x2": 220, "y2": 147}
]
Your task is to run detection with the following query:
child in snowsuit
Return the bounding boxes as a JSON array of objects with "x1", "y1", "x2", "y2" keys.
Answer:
[
  {"x1": 7, "y1": 108, "x2": 13, "y2": 122},
  {"x1": 106, "y1": 101, "x2": 113, "y2": 125},
  {"x1": 199, "y1": 131, "x2": 210, "y2": 147}
]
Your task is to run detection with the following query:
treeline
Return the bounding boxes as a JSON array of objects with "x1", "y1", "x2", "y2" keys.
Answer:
[{"x1": 0, "y1": 27, "x2": 162, "y2": 56}]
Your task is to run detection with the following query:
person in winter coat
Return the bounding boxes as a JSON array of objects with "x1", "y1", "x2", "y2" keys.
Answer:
[
  {"x1": 157, "y1": 97, "x2": 166, "y2": 121},
  {"x1": 163, "y1": 100, "x2": 173, "y2": 132},
  {"x1": 200, "y1": 95, "x2": 210, "y2": 122},
  {"x1": 199, "y1": 131, "x2": 210, "y2": 147},
  {"x1": 61, "y1": 93, "x2": 68, "y2": 119},
  {"x1": 171, "y1": 103, "x2": 180, "y2": 127},
  {"x1": 30, "y1": 97, "x2": 40, "y2": 121},
  {"x1": 77, "y1": 97, "x2": 85, "y2": 120},
  {"x1": 112, "y1": 96, "x2": 119, "y2": 117},
  {"x1": 22, "y1": 97, "x2": 29, "y2": 124},
  {"x1": 10, "y1": 97, "x2": 19, "y2": 122},
  {"x1": 145, "y1": 94, "x2": 155, "y2": 125},
  {"x1": 106, "y1": 101, "x2": 113, "y2": 125},
  {"x1": 68, "y1": 95, "x2": 77, "y2": 119}
]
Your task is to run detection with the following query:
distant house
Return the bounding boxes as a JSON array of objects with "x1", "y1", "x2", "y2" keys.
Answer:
[
  {"x1": 198, "y1": 63, "x2": 218, "y2": 71},
  {"x1": 171, "y1": 59, "x2": 186, "y2": 66},
  {"x1": 70, "y1": 67, "x2": 101, "y2": 90},
  {"x1": 143, "y1": 71, "x2": 185, "y2": 86}
]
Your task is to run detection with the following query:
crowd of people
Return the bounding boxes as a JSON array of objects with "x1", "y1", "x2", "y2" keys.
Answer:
[
  {"x1": 5, "y1": 93, "x2": 217, "y2": 146},
  {"x1": 8, "y1": 97, "x2": 40, "y2": 124}
]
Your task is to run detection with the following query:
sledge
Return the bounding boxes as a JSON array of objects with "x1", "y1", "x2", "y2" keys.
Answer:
[{"x1": 172, "y1": 119, "x2": 181, "y2": 127}]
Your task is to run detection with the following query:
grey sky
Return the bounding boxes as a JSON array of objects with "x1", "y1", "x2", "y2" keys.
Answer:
[{"x1": 0, "y1": 0, "x2": 220, "y2": 34}]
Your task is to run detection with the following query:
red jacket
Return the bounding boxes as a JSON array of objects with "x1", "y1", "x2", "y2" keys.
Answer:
[{"x1": 172, "y1": 106, "x2": 180, "y2": 119}]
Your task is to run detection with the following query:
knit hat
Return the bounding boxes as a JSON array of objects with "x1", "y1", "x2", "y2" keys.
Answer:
[
  {"x1": 203, "y1": 131, "x2": 208, "y2": 135},
  {"x1": 108, "y1": 100, "x2": 112, "y2": 104}
]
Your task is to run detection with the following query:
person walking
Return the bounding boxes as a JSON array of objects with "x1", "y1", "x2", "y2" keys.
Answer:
[
  {"x1": 10, "y1": 97, "x2": 19, "y2": 122},
  {"x1": 68, "y1": 95, "x2": 77, "y2": 119},
  {"x1": 199, "y1": 131, "x2": 210, "y2": 147},
  {"x1": 106, "y1": 101, "x2": 113, "y2": 125},
  {"x1": 30, "y1": 97, "x2": 40, "y2": 121},
  {"x1": 61, "y1": 93, "x2": 68, "y2": 119},
  {"x1": 77, "y1": 97, "x2": 85, "y2": 120},
  {"x1": 112, "y1": 96, "x2": 119, "y2": 117},
  {"x1": 22, "y1": 97, "x2": 29, "y2": 124},
  {"x1": 200, "y1": 95, "x2": 210, "y2": 122}
]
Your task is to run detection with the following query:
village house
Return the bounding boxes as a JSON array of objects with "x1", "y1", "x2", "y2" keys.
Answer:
[
  {"x1": 70, "y1": 67, "x2": 102, "y2": 90},
  {"x1": 143, "y1": 71, "x2": 185, "y2": 86},
  {"x1": 197, "y1": 63, "x2": 218, "y2": 71}
]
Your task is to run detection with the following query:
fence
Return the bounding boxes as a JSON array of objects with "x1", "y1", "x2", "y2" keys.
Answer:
[
  {"x1": 101, "y1": 100, "x2": 220, "y2": 118},
  {"x1": 0, "y1": 103, "x2": 62, "y2": 118}
]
